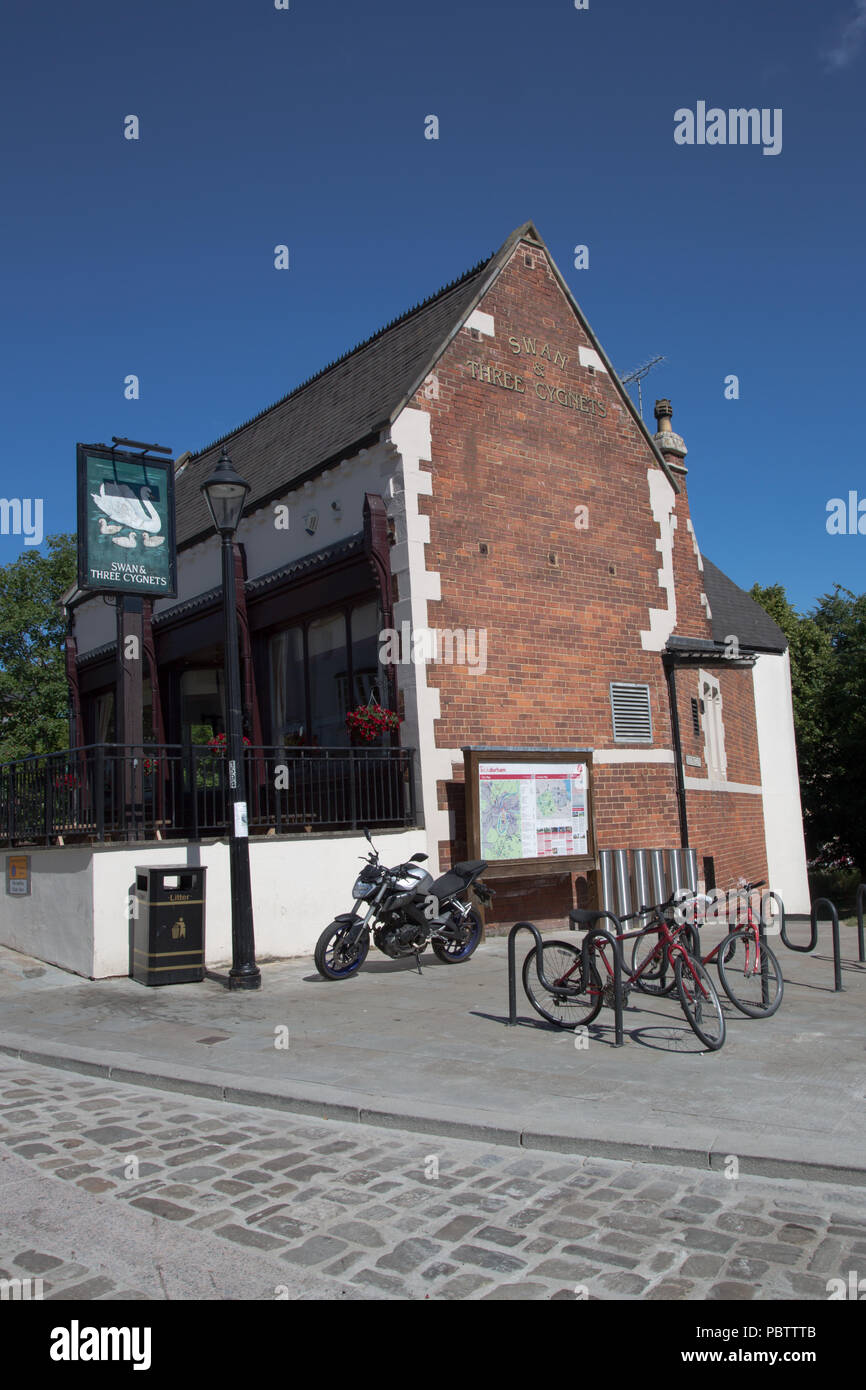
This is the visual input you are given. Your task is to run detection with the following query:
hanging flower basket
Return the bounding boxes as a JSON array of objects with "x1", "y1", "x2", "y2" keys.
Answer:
[
  {"x1": 346, "y1": 703, "x2": 400, "y2": 744},
  {"x1": 206, "y1": 733, "x2": 251, "y2": 753}
]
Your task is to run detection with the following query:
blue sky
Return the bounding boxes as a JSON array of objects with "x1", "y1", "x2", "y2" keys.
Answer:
[{"x1": 1, "y1": 0, "x2": 864, "y2": 613}]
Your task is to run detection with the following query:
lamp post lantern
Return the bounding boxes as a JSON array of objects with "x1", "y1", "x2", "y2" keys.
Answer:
[{"x1": 201, "y1": 448, "x2": 261, "y2": 990}]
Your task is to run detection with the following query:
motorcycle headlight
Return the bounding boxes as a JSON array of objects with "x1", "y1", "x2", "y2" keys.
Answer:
[{"x1": 352, "y1": 875, "x2": 372, "y2": 899}]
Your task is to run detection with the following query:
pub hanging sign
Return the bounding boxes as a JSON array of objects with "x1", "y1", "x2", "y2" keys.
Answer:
[{"x1": 76, "y1": 444, "x2": 177, "y2": 598}]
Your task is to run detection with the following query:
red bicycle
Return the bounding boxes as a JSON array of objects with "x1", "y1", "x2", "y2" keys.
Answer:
[
  {"x1": 522, "y1": 895, "x2": 726, "y2": 1050},
  {"x1": 628, "y1": 880, "x2": 784, "y2": 1019}
]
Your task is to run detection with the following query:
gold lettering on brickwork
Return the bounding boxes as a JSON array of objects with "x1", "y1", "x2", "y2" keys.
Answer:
[
  {"x1": 508, "y1": 336, "x2": 569, "y2": 368},
  {"x1": 466, "y1": 360, "x2": 526, "y2": 394},
  {"x1": 466, "y1": 328, "x2": 607, "y2": 418}
]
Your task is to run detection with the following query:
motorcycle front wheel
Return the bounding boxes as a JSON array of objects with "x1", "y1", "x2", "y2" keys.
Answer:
[
  {"x1": 314, "y1": 921, "x2": 370, "y2": 980},
  {"x1": 431, "y1": 908, "x2": 482, "y2": 963}
]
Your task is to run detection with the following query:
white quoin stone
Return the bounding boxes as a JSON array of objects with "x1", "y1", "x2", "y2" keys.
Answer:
[
  {"x1": 641, "y1": 470, "x2": 678, "y2": 650},
  {"x1": 465, "y1": 309, "x2": 495, "y2": 337}
]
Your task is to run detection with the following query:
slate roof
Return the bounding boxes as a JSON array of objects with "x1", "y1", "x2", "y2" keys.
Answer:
[
  {"x1": 174, "y1": 254, "x2": 499, "y2": 549},
  {"x1": 174, "y1": 220, "x2": 684, "y2": 553},
  {"x1": 701, "y1": 557, "x2": 787, "y2": 653}
]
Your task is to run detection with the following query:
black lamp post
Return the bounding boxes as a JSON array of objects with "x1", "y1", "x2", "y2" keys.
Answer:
[{"x1": 201, "y1": 447, "x2": 261, "y2": 991}]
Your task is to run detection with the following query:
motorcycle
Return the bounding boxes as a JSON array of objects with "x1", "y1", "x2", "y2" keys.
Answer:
[{"x1": 314, "y1": 829, "x2": 493, "y2": 980}]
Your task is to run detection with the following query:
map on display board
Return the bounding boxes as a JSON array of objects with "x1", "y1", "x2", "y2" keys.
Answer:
[{"x1": 478, "y1": 761, "x2": 589, "y2": 861}]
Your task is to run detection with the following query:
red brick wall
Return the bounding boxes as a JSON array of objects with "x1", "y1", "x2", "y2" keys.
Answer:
[
  {"x1": 686, "y1": 794, "x2": 768, "y2": 895},
  {"x1": 406, "y1": 237, "x2": 764, "y2": 923},
  {"x1": 716, "y1": 666, "x2": 761, "y2": 786},
  {"x1": 592, "y1": 764, "x2": 681, "y2": 850}
]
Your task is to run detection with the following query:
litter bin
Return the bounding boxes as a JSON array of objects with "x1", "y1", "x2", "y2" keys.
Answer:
[{"x1": 131, "y1": 865, "x2": 206, "y2": 986}]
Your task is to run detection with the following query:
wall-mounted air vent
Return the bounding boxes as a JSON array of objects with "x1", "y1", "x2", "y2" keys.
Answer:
[{"x1": 610, "y1": 682, "x2": 653, "y2": 743}]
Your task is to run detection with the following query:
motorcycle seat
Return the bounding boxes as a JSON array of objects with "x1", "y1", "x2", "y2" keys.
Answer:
[
  {"x1": 453, "y1": 860, "x2": 487, "y2": 879},
  {"x1": 428, "y1": 861, "x2": 487, "y2": 901},
  {"x1": 428, "y1": 871, "x2": 467, "y2": 900}
]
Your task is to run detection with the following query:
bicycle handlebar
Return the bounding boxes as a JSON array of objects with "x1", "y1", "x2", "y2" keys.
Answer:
[
  {"x1": 635, "y1": 890, "x2": 678, "y2": 918},
  {"x1": 617, "y1": 880, "x2": 767, "y2": 927}
]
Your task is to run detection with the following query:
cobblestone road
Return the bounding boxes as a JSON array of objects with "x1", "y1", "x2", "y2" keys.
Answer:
[{"x1": 2, "y1": 1056, "x2": 865, "y2": 1301}]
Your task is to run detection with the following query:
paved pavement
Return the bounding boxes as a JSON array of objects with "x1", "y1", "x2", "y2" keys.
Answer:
[
  {"x1": 0, "y1": 919, "x2": 864, "y2": 1184},
  {"x1": 3, "y1": 1054, "x2": 866, "y2": 1301}
]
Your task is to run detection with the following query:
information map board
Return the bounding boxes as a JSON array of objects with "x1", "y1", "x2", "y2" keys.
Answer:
[{"x1": 463, "y1": 748, "x2": 596, "y2": 877}]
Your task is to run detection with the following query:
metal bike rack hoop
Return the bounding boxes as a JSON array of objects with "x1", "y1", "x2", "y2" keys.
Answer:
[
  {"x1": 507, "y1": 921, "x2": 575, "y2": 1027},
  {"x1": 811, "y1": 897, "x2": 842, "y2": 993},
  {"x1": 570, "y1": 909, "x2": 626, "y2": 1048}
]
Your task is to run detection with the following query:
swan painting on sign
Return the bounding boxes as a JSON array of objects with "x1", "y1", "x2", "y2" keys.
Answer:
[{"x1": 76, "y1": 444, "x2": 177, "y2": 597}]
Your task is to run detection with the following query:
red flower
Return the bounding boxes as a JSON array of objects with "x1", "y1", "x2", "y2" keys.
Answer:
[
  {"x1": 207, "y1": 733, "x2": 251, "y2": 751},
  {"x1": 345, "y1": 704, "x2": 400, "y2": 741}
]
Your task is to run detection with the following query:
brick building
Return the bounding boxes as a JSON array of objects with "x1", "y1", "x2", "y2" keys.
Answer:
[{"x1": 66, "y1": 221, "x2": 811, "y2": 931}]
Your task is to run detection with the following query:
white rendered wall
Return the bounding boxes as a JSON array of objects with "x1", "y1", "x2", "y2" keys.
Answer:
[
  {"x1": 0, "y1": 829, "x2": 426, "y2": 979},
  {"x1": 0, "y1": 847, "x2": 95, "y2": 976},
  {"x1": 233, "y1": 443, "x2": 394, "y2": 585},
  {"x1": 752, "y1": 650, "x2": 810, "y2": 914}
]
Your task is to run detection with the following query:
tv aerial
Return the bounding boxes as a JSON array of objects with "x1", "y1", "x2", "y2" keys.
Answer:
[{"x1": 618, "y1": 355, "x2": 666, "y2": 420}]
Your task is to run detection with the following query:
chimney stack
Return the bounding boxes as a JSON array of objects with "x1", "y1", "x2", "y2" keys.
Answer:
[{"x1": 653, "y1": 398, "x2": 687, "y2": 464}]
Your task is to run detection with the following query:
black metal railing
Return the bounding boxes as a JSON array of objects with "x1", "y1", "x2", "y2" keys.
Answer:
[{"x1": 0, "y1": 743, "x2": 417, "y2": 845}]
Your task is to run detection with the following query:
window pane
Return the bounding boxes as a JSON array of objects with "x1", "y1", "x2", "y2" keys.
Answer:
[
  {"x1": 308, "y1": 612, "x2": 348, "y2": 746},
  {"x1": 94, "y1": 690, "x2": 115, "y2": 743},
  {"x1": 270, "y1": 627, "x2": 306, "y2": 745},
  {"x1": 181, "y1": 669, "x2": 225, "y2": 745},
  {"x1": 350, "y1": 600, "x2": 384, "y2": 707}
]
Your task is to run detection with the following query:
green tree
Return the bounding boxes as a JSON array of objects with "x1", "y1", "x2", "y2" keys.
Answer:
[
  {"x1": 0, "y1": 535, "x2": 76, "y2": 762},
  {"x1": 750, "y1": 581, "x2": 864, "y2": 868},
  {"x1": 809, "y1": 587, "x2": 866, "y2": 869}
]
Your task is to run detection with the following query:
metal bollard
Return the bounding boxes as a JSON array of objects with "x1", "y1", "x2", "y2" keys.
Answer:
[
  {"x1": 667, "y1": 849, "x2": 686, "y2": 898},
  {"x1": 613, "y1": 849, "x2": 633, "y2": 920},
  {"x1": 649, "y1": 849, "x2": 667, "y2": 909},
  {"x1": 632, "y1": 850, "x2": 652, "y2": 924},
  {"x1": 598, "y1": 851, "x2": 616, "y2": 913},
  {"x1": 682, "y1": 848, "x2": 698, "y2": 895}
]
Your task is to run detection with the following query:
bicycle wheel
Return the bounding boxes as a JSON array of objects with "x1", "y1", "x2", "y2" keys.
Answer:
[
  {"x1": 716, "y1": 929, "x2": 784, "y2": 1018},
  {"x1": 674, "y1": 952, "x2": 726, "y2": 1051},
  {"x1": 522, "y1": 941, "x2": 603, "y2": 1029},
  {"x1": 628, "y1": 930, "x2": 675, "y2": 996}
]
